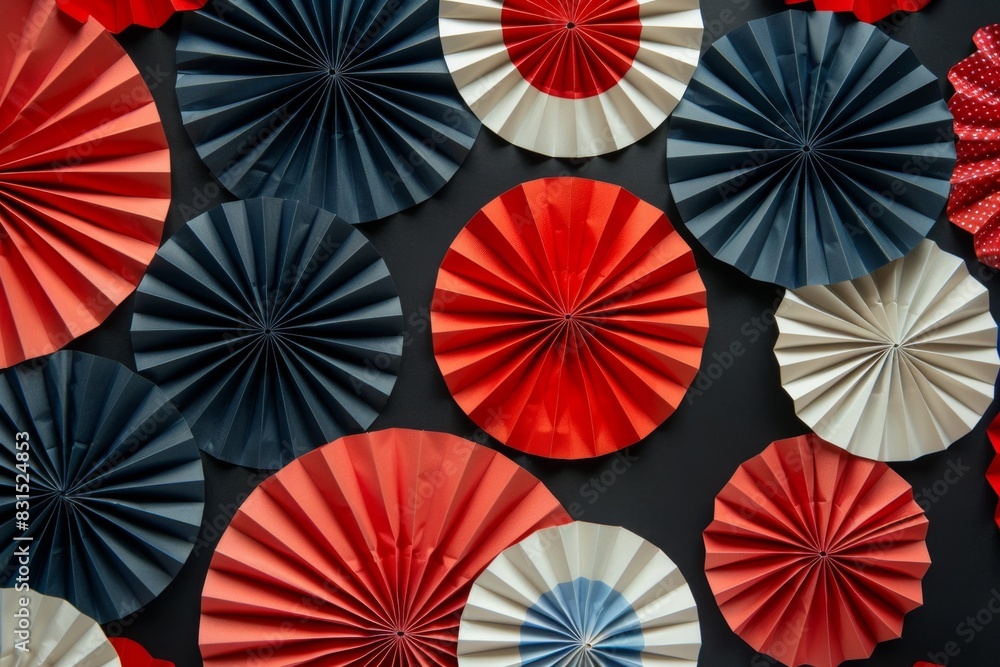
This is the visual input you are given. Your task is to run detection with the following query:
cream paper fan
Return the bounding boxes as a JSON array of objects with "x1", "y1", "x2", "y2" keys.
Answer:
[
  {"x1": 775, "y1": 239, "x2": 1000, "y2": 461},
  {"x1": 1, "y1": 589, "x2": 120, "y2": 667}
]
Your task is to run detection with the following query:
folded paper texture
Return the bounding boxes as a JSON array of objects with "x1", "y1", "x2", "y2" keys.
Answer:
[
  {"x1": 774, "y1": 240, "x2": 999, "y2": 461},
  {"x1": 0, "y1": 351, "x2": 205, "y2": 624},
  {"x1": 667, "y1": 10, "x2": 954, "y2": 289},
  {"x1": 176, "y1": 0, "x2": 480, "y2": 224},
  {"x1": 131, "y1": 198, "x2": 403, "y2": 469},
  {"x1": 0, "y1": 0, "x2": 170, "y2": 368},
  {"x1": 440, "y1": 0, "x2": 703, "y2": 157},
  {"x1": 199, "y1": 429, "x2": 571, "y2": 666},
  {"x1": 458, "y1": 521, "x2": 702, "y2": 666},
  {"x1": 704, "y1": 435, "x2": 931, "y2": 667},
  {"x1": 1, "y1": 589, "x2": 121, "y2": 666},
  {"x1": 431, "y1": 177, "x2": 708, "y2": 459}
]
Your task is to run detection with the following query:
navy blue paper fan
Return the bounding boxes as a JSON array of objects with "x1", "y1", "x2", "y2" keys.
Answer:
[
  {"x1": 131, "y1": 198, "x2": 403, "y2": 470},
  {"x1": 0, "y1": 351, "x2": 205, "y2": 624},
  {"x1": 175, "y1": 0, "x2": 481, "y2": 225},
  {"x1": 666, "y1": 11, "x2": 955, "y2": 289}
]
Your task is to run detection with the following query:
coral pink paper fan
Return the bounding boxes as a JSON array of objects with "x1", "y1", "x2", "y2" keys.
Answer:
[
  {"x1": 0, "y1": 0, "x2": 169, "y2": 368},
  {"x1": 199, "y1": 428, "x2": 571, "y2": 666}
]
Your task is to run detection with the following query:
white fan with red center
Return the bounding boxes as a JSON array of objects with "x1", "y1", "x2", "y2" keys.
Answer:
[{"x1": 440, "y1": 0, "x2": 703, "y2": 158}]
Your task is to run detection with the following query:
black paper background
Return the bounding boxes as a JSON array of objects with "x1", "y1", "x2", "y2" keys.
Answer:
[{"x1": 62, "y1": 0, "x2": 1000, "y2": 664}]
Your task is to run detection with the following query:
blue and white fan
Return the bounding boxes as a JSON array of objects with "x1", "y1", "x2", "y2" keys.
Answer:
[{"x1": 458, "y1": 522, "x2": 701, "y2": 666}]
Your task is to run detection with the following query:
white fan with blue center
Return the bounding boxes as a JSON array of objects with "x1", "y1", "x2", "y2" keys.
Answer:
[{"x1": 457, "y1": 522, "x2": 701, "y2": 666}]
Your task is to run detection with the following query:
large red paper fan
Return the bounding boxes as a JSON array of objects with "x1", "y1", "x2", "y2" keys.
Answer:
[
  {"x1": 432, "y1": 177, "x2": 708, "y2": 459},
  {"x1": 948, "y1": 25, "x2": 1000, "y2": 269},
  {"x1": 199, "y1": 428, "x2": 571, "y2": 666},
  {"x1": 57, "y1": 0, "x2": 207, "y2": 32},
  {"x1": 0, "y1": 0, "x2": 169, "y2": 367},
  {"x1": 704, "y1": 435, "x2": 930, "y2": 667}
]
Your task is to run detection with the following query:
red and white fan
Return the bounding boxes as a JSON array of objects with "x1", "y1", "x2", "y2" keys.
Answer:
[{"x1": 439, "y1": 0, "x2": 703, "y2": 158}]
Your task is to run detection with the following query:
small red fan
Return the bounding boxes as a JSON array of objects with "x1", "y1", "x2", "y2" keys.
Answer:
[{"x1": 704, "y1": 435, "x2": 931, "y2": 667}]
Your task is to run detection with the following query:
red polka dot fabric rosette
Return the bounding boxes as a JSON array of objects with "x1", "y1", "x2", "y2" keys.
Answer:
[
  {"x1": 784, "y1": 0, "x2": 932, "y2": 23},
  {"x1": 57, "y1": 0, "x2": 206, "y2": 32},
  {"x1": 439, "y1": 0, "x2": 703, "y2": 157},
  {"x1": 949, "y1": 25, "x2": 1000, "y2": 269}
]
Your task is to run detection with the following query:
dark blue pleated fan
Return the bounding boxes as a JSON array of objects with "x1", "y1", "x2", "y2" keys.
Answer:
[
  {"x1": 131, "y1": 198, "x2": 403, "y2": 469},
  {"x1": 175, "y1": 0, "x2": 481, "y2": 224},
  {"x1": 0, "y1": 351, "x2": 205, "y2": 624},
  {"x1": 666, "y1": 11, "x2": 955, "y2": 289}
]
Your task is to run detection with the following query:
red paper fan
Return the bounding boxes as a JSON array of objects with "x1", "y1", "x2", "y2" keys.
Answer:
[
  {"x1": 0, "y1": 0, "x2": 170, "y2": 367},
  {"x1": 785, "y1": 0, "x2": 932, "y2": 22},
  {"x1": 432, "y1": 177, "x2": 708, "y2": 459},
  {"x1": 988, "y1": 414, "x2": 1000, "y2": 531},
  {"x1": 110, "y1": 638, "x2": 174, "y2": 667},
  {"x1": 949, "y1": 25, "x2": 1000, "y2": 269},
  {"x1": 57, "y1": 0, "x2": 207, "y2": 32},
  {"x1": 704, "y1": 435, "x2": 930, "y2": 667},
  {"x1": 199, "y1": 428, "x2": 571, "y2": 666}
]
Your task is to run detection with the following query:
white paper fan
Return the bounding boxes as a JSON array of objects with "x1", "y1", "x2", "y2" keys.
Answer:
[
  {"x1": 439, "y1": 0, "x2": 703, "y2": 157},
  {"x1": 775, "y1": 239, "x2": 1000, "y2": 461},
  {"x1": 458, "y1": 521, "x2": 701, "y2": 666},
  {"x1": 1, "y1": 589, "x2": 120, "y2": 667}
]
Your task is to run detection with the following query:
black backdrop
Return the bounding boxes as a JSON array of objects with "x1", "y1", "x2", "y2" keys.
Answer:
[{"x1": 69, "y1": 0, "x2": 1000, "y2": 664}]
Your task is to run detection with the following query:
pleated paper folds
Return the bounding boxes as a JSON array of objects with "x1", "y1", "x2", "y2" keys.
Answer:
[
  {"x1": 667, "y1": 10, "x2": 954, "y2": 288},
  {"x1": 704, "y1": 435, "x2": 930, "y2": 667},
  {"x1": 440, "y1": 0, "x2": 703, "y2": 157},
  {"x1": 0, "y1": 351, "x2": 205, "y2": 624},
  {"x1": 1, "y1": 589, "x2": 121, "y2": 666},
  {"x1": 948, "y1": 24, "x2": 1000, "y2": 269},
  {"x1": 0, "y1": 0, "x2": 170, "y2": 368},
  {"x1": 775, "y1": 240, "x2": 999, "y2": 461},
  {"x1": 432, "y1": 177, "x2": 708, "y2": 459},
  {"x1": 132, "y1": 198, "x2": 403, "y2": 469},
  {"x1": 176, "y1": 0, "x2": 481, "y2": 224},
  {"x1": 199, "y1": 429, "x2": 570, "y2": 666},
  {"x1": 459, "y1": 521, "x2": 701, "y2": 666}
]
